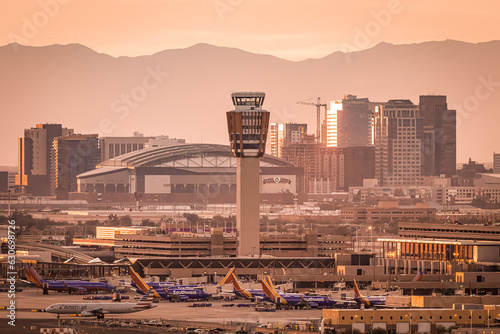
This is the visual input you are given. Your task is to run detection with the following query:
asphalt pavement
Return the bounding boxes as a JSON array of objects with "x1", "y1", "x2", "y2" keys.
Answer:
[{"x1": 0, "y1": 288, "x2": 322, "y2": 332}]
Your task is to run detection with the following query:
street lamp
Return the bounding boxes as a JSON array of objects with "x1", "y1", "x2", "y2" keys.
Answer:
[{"x1": 368, "y1": 226, "x2": 373, "y2": 251}]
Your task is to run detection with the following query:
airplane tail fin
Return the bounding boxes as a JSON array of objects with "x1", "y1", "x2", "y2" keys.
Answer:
[
  {"x1": 229, "y1": 273, "x2": 253, "y2": 299},
  {"x1": 412, "y1": 272, "x2": 424, "y2": 282},
  {"x1": 23, "y1": 265, "x2": 37, "y2": 285},
  {"x1": 29, "y1": 266, "x2": 45, "y2": 283},
  {"x1": 353, "y1": 280, "x2": 371, "y2": 307},
  {"x1": 134, "y1": 288, "x2": 155, "y2": 309},
  {"x1": 218, "y1": 268, "x2": 236, "y2": 285},
  {"x1": 25, "y1": 265, "x2": 44, "y2": 288},
  {"x1": 265, "y1": 276, "x2": 283, "y2": 299},
  {"x1": 260, "y1": 279, "x2": 277, "y2": 302},
  {"x1": 264, "y1": 275, "x2": 274, "y2": 288},
  {"x1": 129, "y1": 266, "x2": 161, "y2": 298},
  {"x1": 353, "y1": 279, "x2": 364, "y2": 299},
  {"x1": 229, "y1": 273, "x2": 244, "y2": 291},
  {"x1": 260, "y1": 277, "x2": 286, "y2": 304}
]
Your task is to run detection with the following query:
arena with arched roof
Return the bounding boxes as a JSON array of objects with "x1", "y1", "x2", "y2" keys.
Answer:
[{"x1": 76, "y1": 143, "x2": 303, "y2": 204}]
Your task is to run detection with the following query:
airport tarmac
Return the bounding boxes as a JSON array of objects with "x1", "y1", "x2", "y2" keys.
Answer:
[{"x1": 0, "y1": 289, "x2": 322, "y2": 331}]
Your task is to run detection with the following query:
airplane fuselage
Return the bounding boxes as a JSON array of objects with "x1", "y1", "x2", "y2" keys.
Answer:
[
  {"x1": 355, "y1": 296, "x2": 386, "y2": 307},
  {"x1": 302, "y1": 295, "x2": 337, "y2": 308},
  {"x1": 233, "y1": 288, "x2": 269, "y2": 300},
  {"x1": 136, "y1": 286, "x2": 211, "y2": 301},
  {"x1": 46, "y1": 302, "x2": 147, "y2": 315},
  {"x1": 40, "y1": 280, "x2": 114, "y2": 292}
]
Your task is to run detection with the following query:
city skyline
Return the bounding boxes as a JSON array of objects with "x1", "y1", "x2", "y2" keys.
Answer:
[{"x1": 1, "y1": 75, "x2": 498, "y2": 167}]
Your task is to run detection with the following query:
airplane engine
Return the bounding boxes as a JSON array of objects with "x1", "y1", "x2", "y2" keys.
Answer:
[{"x1": 80, "y1": 311, "x2": 95, "y2": 317}]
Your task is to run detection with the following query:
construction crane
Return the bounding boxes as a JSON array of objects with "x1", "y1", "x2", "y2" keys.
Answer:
[{"x1": 297, "y1": 97, "x2": 327, "y2": 142}]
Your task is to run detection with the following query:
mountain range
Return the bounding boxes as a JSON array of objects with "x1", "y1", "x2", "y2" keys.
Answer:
[{"x1": 1, "y1": 40, "x2": 500, "y2": 166}]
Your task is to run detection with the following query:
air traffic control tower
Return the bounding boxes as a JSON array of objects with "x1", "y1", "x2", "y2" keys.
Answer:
[{"x1": 226, "y1": 92, "x2": 270, "y2": 257}]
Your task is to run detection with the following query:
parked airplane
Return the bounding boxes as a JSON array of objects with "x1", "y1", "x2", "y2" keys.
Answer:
[
  {"x1": 352, "y1": 279, "x2": 386, "y2": 308},
  {"x1": 219, "y1": 268, "x2": 352, "y2": 308},
  {"x1": 46, "y1": 288, "x2": 156, "y2": 318},
  {"x1": 217, "y1": 268, "x2": 271, "y2": 301},
  {"x1": 340, "y1": 272, "x2": 423, "y2": 308},
  {"x1": 24, "y1": 265, "x2": 114, "y2": 293},
  {"x1": 260, "y1": 276, "x2": 349, "y2": 308},
  {"x1": 129, "y1": 267, "x2": 211, "y2": 301},
  {"x1": 260, "y1": 277, "x2": 309, "y2": 307}
]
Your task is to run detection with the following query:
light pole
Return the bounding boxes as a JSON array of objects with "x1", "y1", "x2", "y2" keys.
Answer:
[{"x1": 368, "y1": 226, "x2": 373, "y2": 251}]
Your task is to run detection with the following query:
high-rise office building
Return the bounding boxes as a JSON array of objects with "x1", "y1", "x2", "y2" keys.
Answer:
[
  {"x1": 343, "y1": 146, "x2": 375, "y2": 188},
  {"x1": 52, "y1": 134, "x2": 100, "y2": 199},
  {"x1": 419, "y1": 95, "x2": 456, "y2": 177},
  {"x1": 282, "y1": 141, "x2": 374, "y2": 193},
  {"x1": 337, "y1": 95, "x2": 372, "y2": 148},
  {"x1": 99, "y1": 135, "x2": 153, "y2": 161},
  {"x1": 16, "y1": 123, "x2": 74, "y2": 195},
  {"x1": 326, "y1": 96, "x2": 373, "y2": 148},
  {"x1": 374, "y1": 100, "x2": 424, "y2": 186},
  {"x1": 282, "y1": 135, "x2": 324, "y2": 193},
  {"x1": 269, "y1": 123, "x2": 284, "y2": 158},
  {"x1": 284, "y1": 123, "x2": 307, "y2": 145},
  {"x1": 269, "y1": 123, "x2": 306, "y2": 158},
  {"x1": 326, "y1": 100, "x2": 341, "y2": 147},
  {"x1": 494, "y1": 153, "x2": 500, "y2": 174}
]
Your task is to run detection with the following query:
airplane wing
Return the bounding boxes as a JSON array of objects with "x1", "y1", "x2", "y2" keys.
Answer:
[
  {"x1": 81, "y1": 308, "x2": 109, "y2": 317},
  {"x1": 63, "y1": 281, "x2": 87, "y2": 293},
  {"x1": 20, "y1": 279, "x2": 36, "y2": 286},
  {"x1": 373, "y1": 304, "x2": 409, "y2": 309},
  {"x1": 129, "y1": 267, "x2": 162, "y2": 298},
  {"x1": 331, "y1": 299, "x2": 359, "y2": 308},
  {"x1": 217, "y1": 287, "x2": 238, "y2": 295}
]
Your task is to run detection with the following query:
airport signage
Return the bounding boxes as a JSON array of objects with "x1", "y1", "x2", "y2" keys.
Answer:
[{"x1": 263, "y1": 177, "x2": 291, "y2": 185}]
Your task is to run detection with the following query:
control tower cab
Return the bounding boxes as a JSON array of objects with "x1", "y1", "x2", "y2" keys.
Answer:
[{"x1": 226, "y1": 92, "x2": 270, "y2": 158}]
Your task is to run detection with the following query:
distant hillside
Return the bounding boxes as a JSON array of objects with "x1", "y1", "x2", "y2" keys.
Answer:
[{"x1": 1, "y1": 40, "x2": 500, "y2": 165}]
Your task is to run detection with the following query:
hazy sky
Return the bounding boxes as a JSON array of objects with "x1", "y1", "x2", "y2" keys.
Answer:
[
  {"x1": 2, "y1": 0, "x2": 500, "y2": 60},
  {"x1": 1, "y1": 0, "x2": 500, "y2": 166}
]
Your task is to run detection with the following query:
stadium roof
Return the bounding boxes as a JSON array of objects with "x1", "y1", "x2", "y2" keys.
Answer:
[{"x1": 97, "y1": 143, "x2": 294, "y2": 168}]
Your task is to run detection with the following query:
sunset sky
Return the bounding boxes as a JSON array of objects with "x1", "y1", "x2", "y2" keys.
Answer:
[
  {"x1": 1, "y1": 1, "x2": 500, "y2": 166},
  {"x1": 2, "y1": 0, "x2": 500, "y2": 60}
]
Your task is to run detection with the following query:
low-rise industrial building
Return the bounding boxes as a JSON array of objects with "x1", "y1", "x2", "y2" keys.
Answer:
[
  {"x1": 97, "y1": 230, "x2": 351, "y2": 258},
  {"x1": 323, "y1": 305, "x2": 500, "y2": 334},
  {"x1": 341, "y1": 202, "x2": 436, "y2": 223},
  {"x1": 399, "y1": 222, "x2": 500, "y2": 242}
]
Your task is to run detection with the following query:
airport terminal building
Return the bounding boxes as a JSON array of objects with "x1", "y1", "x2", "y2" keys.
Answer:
[{"x1": 75, "y1": 143, "x2": 303, "y2": 204}]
